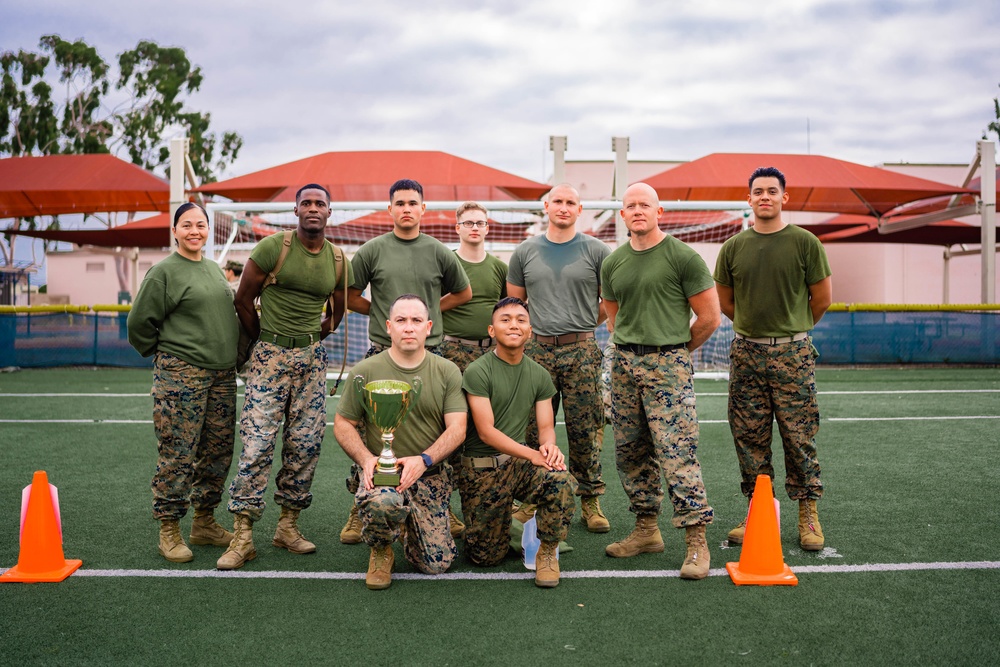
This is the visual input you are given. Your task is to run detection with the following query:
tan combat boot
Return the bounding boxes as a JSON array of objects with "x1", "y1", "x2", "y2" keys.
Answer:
[
  {"x1": 448, "y1": 506, "x2": 466, "y2": 539},
  {"x1": 798, "y1": 499, "x2": 824, "y2": 551},
  {"x1": 535, "y1": 540, "x2": 560, "y2": 588},
  {"x1": 189, "y1": 509, "x2": 234, "y2": 547},
  {"x1": 512, "y1": 502, "x2": 536, "y2": 523},
  {"x1": 605, "y1": 513, "x2": 664, "y2": 558},
  {"x1": 580, "y1": 496, "x2": 611, "y2": 533},
  {"x1": 679, "y1": 524, "x2": 710, "y2": 580},
  {"x1": 728, "y1": 503, "x2": 750, "y2": 545},
  {"x1": 366, "y1": 545, "x2": 394, "y2": 590},
  {"x1": 273, "y1": 507, "x2": 316, "y2": 554},
  {"x1": 216, "y1": 514, "x2": 256, "y2": 570},
  {"x1": 159, "y1": 519, "x2": 194, "y2": 563},
  {"x1": 340, "y1": 505, "x2": 363, "y2": 545}
]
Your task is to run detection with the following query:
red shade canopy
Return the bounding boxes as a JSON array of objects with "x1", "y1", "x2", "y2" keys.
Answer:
[
  {"x1": 588, "y1": 210, "x2": 746, "y2": 243},
  {"x1": 805, "y1": 215, "x2": 983, "y2": 246},
  {"x1": 195, "y1": 150, "x2": 551, "y2": 202},
  {"x1": 0, "y1": 155, "x2": 169, "y2": 218},
  {"x1": 11, "y1": 210, "x2": 533, "y2": 248},
  {"x1": 643, "y1": 153, "x2": 972, "y2": 216},
  {"x1": 10, "y1": 213, "x2": 174, "y2": 248}
]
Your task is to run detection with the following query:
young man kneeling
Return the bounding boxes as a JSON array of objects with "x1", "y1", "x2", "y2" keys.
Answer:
[{"x1": 457, "y1": 297, "x2": 577, "y2": 588}]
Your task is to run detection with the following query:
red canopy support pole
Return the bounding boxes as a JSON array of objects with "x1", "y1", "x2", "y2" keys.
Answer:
[
  {"x1": 979, "y1": 140, "x2": 996, "y2": 304},
  {"x1": 168, "y1": 136, "x2": 188, "y2": 251}
]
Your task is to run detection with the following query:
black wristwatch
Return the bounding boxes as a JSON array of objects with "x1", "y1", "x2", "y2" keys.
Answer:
[{"x1": 420, "y1": 453, "x2": 433, "y2": 467}]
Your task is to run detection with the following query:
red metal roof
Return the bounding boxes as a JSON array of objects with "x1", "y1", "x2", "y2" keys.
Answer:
[
  {"x1": 194, "y1": 151, "x2": 551, "y2": 202},
  {"x1": 644, "y1": 153, "x2": 972, "y2": 216},
  {"x1": 0, "y1": 155, "x2": 169, "y2": 218}
]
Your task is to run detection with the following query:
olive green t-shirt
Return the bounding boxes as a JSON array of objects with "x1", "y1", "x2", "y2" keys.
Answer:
[
  {"x1": 337, "y1": 351, "x2": 466, "y2": 458},
  {"x1": 351, "y1": 232, "x2": 470, "y2": 347},
  {"x1": 127, "y1": 252, "x2": 239, "y2": 370},
  {"x1": 250, "y1": 232, "x2": 352, "y2": 336},
  {"x1": 442, "y1": 253, "x2": 508, "y2": 339},
  {"x1": 601, "y1": 235, "x2": 715, "y2": 346},
  {"x1": 461, "y1": 351, "x2": 556, "y2": 457},
  {"x1": 714, "y1": 224, "x2": 832, "y2": 337}
]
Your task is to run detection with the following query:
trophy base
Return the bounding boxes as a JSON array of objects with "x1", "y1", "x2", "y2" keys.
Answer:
[{"x1": 373, "y1": 472, "x2": 401, "y2": 487}]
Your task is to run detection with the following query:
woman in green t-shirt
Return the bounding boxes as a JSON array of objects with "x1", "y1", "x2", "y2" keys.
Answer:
[{"x1": 127, "y1": 202, "x2": 240, "y2": 564}]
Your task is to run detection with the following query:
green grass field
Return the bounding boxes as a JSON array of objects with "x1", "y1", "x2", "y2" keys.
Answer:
[{"x1": 1, "y1": 366, "x2": 998, "y2": 666}]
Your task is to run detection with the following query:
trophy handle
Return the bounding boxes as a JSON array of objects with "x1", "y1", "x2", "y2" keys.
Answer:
[
  {"x1": 353, "y1": 375, "x2": 368, "y2": 416},
  {"x1": 410, "y1": 376, "x2": 423, "y2": 404}
]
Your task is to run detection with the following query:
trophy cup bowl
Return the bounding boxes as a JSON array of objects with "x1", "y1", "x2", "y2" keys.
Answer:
[{"x1": 355, "y1": 376, "x2": 423, "y2": 486}]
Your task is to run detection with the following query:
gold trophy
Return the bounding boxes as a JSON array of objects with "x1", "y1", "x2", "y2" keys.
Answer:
[{"x1": 355, "y1": 376, "x2": 423, "y2": 486}]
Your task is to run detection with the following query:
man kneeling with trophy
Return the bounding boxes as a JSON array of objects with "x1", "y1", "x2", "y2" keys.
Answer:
[{"x1": 334, "y1": 294, "x2": 467, "y2": 590}]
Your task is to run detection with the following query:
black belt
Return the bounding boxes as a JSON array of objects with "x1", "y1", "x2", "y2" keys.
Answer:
[
  {"x1": 617, "y1": 343, "x2": 686, "y2": 354},
  {"x1": 421, "y1": 465, "x2": 443, "y2": 478},
  {"x1": 259, "y1": 330, "x2": 322, "y2": 348}
]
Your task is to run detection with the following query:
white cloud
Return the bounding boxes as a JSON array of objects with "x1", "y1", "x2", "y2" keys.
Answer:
[{"x1": 1, "y1": 0, "x2": 997, "y2": 183}]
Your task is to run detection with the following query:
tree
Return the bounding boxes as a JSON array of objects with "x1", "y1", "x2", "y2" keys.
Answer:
[
  {"x1": 984, "y1": 84, "x2": 1000, "y2": 145},
  {"x1": 0, "y1": 35, "x2": 243, "y2": 179},
  {"x1": 0, "y1": 35, "x2": 244, "y2": 285}
]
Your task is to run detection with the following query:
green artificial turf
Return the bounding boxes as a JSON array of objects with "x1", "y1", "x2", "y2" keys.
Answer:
[{"x1": 0, "y1": 366, "x2": 997, "y2": 666}]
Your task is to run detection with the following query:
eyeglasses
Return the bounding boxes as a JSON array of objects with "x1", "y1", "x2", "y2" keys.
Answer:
[{"x1": 459, "y1": 221, "x2": 488, "y2": 228}]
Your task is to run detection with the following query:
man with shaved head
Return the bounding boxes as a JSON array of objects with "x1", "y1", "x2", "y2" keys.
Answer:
[
  {"x1": 506, "y1": 183, "x2": 612, "y2": 533},
  {"x1": 334, "y1": 294, "x2": 466, "y2": 590},
  {"x1": 600, "y1": 182, "x2": 720, "y2": 580}
]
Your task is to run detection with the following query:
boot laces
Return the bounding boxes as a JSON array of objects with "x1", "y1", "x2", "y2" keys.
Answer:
[
  {"x1": 163, "y1": 522, "x2": 183, "y2": 547},
  {"x1": 346, "y1": 507, "x2": 363, "y2": 533},
  {"x1": 583, "y1": 497, "x2": 605, "y2": 518}
]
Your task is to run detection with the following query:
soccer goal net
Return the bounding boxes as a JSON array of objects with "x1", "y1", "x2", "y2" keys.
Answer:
[{"x1": 205, "y1": 200, "x2": 748, "y2": 379}]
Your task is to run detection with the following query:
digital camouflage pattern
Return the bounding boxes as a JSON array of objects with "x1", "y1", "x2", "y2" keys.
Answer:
[
  {"x1": 611, "y1": 347, "x2": 713, "y2": 528},
  {"x1": 227, "y1": 341, "x2": 328, "y2": 521},
  {"x1": 454, "y1": 458, "x2": 576, "y2": 566},
  {"x1": 524, "y1": 337, "x2": 606, "y2": 497},
  {"x1": 438, "y1": 339, "x2": 492, "y2": 375},
  {"x1": 151, "y1": 352, "x2": 236, "y2": 520},
  {"x1": 728, "y1": 337, "x2": 823, "y2": 501},
  {"x1": 356, "y1": 472, "x2": 456, "y2": 574}
]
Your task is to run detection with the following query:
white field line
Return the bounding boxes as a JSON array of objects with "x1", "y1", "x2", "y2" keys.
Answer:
[
  {"x1": 3, "y1": 560, "x2": 996, "y2": 581},
  {"x1": 2, "y1": 389, "x2": 997, "y2": 399}
]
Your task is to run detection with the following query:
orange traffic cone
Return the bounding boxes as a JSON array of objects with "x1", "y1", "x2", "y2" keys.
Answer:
[
  {"x1": 726, "y1": 474, "x2": 797, "y2": 586},
  {"x1": 1, "y1": 471, "x2": 82, "y2": 583}
]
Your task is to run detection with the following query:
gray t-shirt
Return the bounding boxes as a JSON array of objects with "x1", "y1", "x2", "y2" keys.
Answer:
[{"x1": 506, "y1": 232, "x2": 610, "y2": 336}]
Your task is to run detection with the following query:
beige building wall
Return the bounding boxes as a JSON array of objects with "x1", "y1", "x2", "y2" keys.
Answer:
[{"x1": 46, "y1": 248, "x2": 170, "y2": 306}]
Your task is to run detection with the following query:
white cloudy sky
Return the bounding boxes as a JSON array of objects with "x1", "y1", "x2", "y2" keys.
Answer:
[{"x1": 3, "y1": 0, "x2": 999, "y2": 185}]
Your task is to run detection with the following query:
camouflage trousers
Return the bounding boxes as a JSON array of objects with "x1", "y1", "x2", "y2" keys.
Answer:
[
  {"x1": 524, "y1": 337, "x2": 606, "y2": 497},
  {"x1": 150, "y1": 352, "x2": 236, "y2": 520},
  {"x1": 356, "y1": 470, "x2": 456, "y2": 574},
  {"x1": 728, "y1": 337, "x2": 823, "y2": 501},
  {"x1": 611, "y1": 348, "x2": 713, "y2": 528},
  {"x1": 455, "y1": 457, "x2": 576, "y2": 566},
  {"x1": 227, "y1": 341, "x2": 328, "y2": 521},
  {"x1": 438, "y1": 339, "x2": 492, "y2": 375}
]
